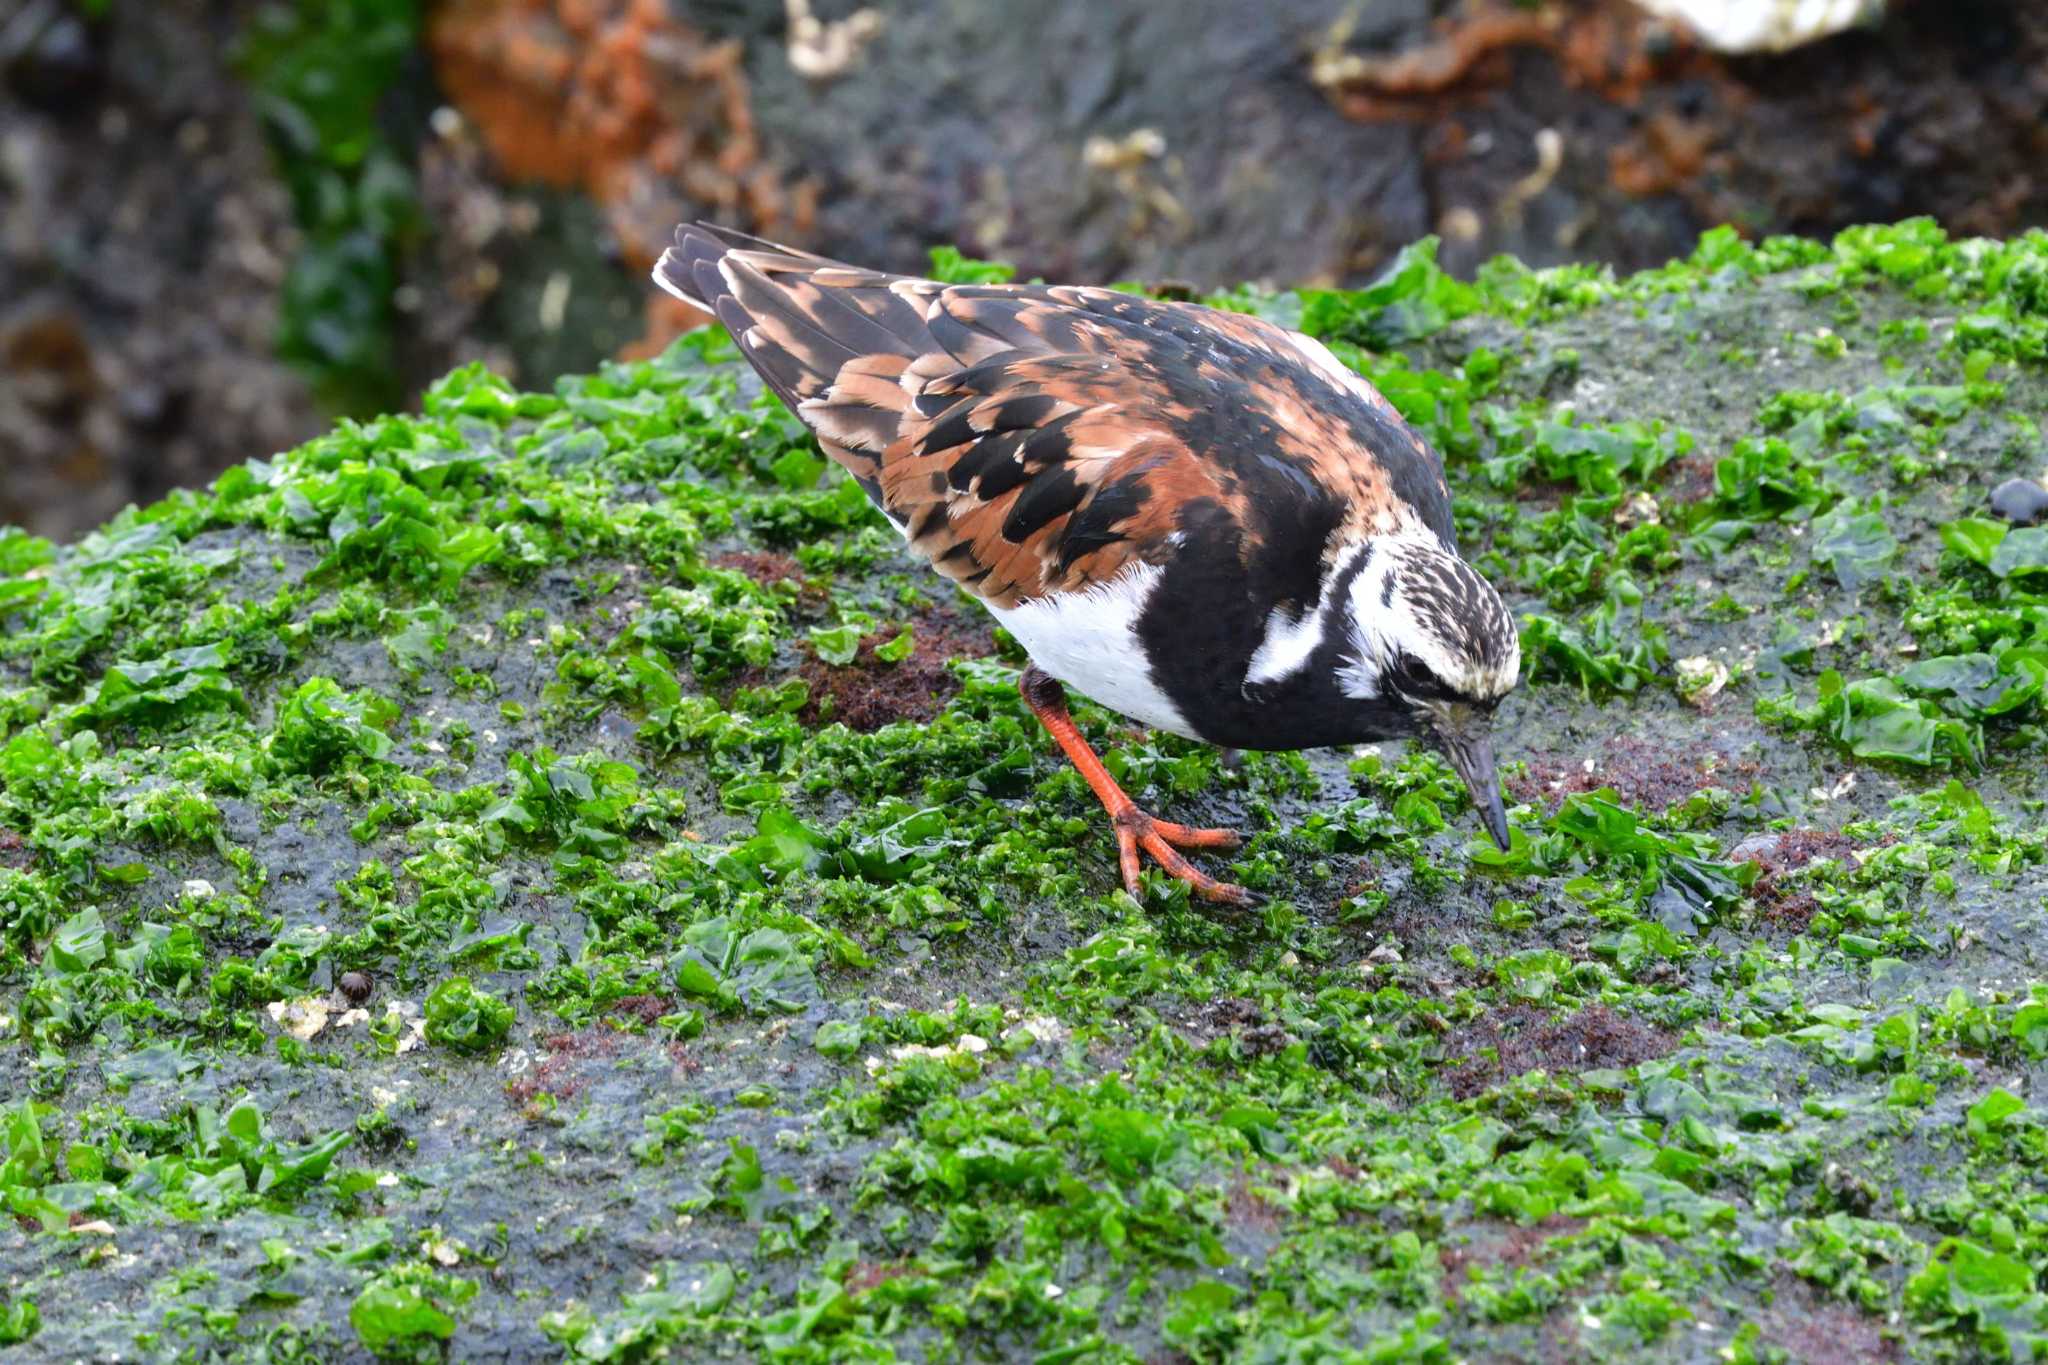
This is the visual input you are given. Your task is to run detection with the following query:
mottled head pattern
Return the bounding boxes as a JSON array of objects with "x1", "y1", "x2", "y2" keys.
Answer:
[{"x1": 1338, "y1": 534, "x2": 1521, "y2": 712}]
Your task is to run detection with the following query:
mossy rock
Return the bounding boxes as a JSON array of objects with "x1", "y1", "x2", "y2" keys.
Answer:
[{"x1": 2, "y1": 220, "x2": 2046, "y2": 1361}]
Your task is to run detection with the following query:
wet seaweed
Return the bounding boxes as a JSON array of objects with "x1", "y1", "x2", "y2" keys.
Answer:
[{"x1": 1, "y1": 224, "x2": 2046, "y2": 1361}]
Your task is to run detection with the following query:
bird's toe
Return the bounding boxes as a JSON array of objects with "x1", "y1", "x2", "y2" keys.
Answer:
[
  {"x1": 1129, "y1": 818, "x2": 1254, "y2": 906},
  {"x1": 1146, "y1": 817, "x2": 1243, "y2": 851}
]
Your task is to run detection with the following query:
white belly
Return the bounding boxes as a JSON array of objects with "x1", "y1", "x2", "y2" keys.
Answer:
[{"x1": 986, "y1": 563, "x2": 1199, "y2": 740}]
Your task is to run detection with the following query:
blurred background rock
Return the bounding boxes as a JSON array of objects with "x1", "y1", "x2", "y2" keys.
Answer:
[{"x1": 4, "y1": 0, "x2": 2044, "y2": 540}]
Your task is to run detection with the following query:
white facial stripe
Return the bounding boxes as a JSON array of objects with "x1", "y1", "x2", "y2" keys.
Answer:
[
  {"x1": 1339, "y1": 534, "x2": 1521, "y2": 704},
  {"x1": 1243, "y1": 542, "x2": 1372, "y2": 687},
  {"x1": 1335, "y1": 649, "x2": 1382, "y2": 702},
  {"x1": 1335, "y1": 535, "x2": 1416, "y2": 701},
  {"x1": 988, "y1": 562, "x2": 1198, "y2": 740}
]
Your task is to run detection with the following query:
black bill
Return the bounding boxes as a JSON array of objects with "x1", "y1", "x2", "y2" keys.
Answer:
[{"x1": 1439, "y1": 727, "x2": 1511, "y2": 851}]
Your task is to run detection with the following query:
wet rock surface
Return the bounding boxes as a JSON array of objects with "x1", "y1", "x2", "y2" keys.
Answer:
[
  {"x1": 5, "y1": 0, "x2": 2048, "y2": 543},
  {"x1": 1, "y1": 223, "x2": 2045, "y2": 1360},
  {"x1": 1990, "y1": 476, "x2": 2048, "y2": 527}
]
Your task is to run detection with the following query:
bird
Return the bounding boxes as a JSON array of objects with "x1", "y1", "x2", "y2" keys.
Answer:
[{"x1": 653, "y1": 223, "x2": 1521, "y2": 905}]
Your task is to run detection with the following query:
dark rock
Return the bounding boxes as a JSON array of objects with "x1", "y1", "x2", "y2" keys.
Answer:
[
  {"x1": 1989, "y1": 476, "x2": 2048, "y2": 526},
  {"x1": 115, "y1": 381, "x2": 184, "y2": 433},
  {"x1": 0, "y1": 0, "x2": 318, "y2": 542},
  {"x1": 1727, "y1": 832, "x2": 1782, "y2": 862},
  {"x1": 2, "y1": 1, "x2": 104, "y2": 111}
]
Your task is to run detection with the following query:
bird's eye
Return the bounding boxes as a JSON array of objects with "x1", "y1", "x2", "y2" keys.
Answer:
[{"x1": 1394, "y1": 652, "x2": 1439, "y2": 696}]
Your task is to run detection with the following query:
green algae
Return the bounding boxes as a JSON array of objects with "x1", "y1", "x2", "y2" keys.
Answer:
[
  {"x1": 238, "y1": 0, "x2": 424, "y2": 416},
  {"x1": 1, "y1": 222, "x2": 2046, "y2": 1362}
]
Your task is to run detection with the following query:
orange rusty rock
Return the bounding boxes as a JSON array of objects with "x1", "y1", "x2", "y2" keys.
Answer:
[
  {"x1": 4, "y1": 309, "x2": 98, "y2": 390},
  {"x1": 427, "y1": 0, "x2": 814, "y2": 358},
  {"x1": 1350, "y1": 11, "x2": 1557, "y2": 96},
  {"x1": 1317, "y1": 0, "x2": 1713, "y2": 120},
  {"x1": 1316, "y1": 0, "x2": 1778, "y2": 227},
  {"x1": 1845, "y1": 86, "x2": 1884, "y2": 159},
  {"x1": 1317, "y1": 10, "x2": 1557, "y2": 121},
  {"x1": 1609, "y1": 109, "x2": 1716, "y2": 196}
]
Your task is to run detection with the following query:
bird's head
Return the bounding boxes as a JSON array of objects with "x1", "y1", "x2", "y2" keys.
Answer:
[{"x1": 1336, "y1": 536, "x2": 1521, "y2": 849}]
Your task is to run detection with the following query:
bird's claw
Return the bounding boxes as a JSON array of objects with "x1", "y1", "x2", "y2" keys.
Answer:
[{"x1": 1111, "y1": 807, "x2": 1255, "y2": 905}]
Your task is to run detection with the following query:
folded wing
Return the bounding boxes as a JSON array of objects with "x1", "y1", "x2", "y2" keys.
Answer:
[{"x1": 655, "y1": 223, "x2": 1453, "y2": 611}]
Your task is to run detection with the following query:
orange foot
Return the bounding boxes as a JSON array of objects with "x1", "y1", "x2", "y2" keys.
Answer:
[{"x1": 1020, "y1": 666, "x2": 1254, "y2": 906}]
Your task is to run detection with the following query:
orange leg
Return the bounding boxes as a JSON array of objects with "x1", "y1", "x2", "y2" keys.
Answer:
[{"x1": 1020, "y1": 666, "x2": 1253, "y2": 906}]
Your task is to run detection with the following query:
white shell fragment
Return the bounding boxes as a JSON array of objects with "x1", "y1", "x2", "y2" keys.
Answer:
[
  {"x1": 266, "y1": 997, "x2": 330, "y2": 1041},
  {"x1": 1675, "y1": 655, "x2": 1731, "y2": 706},
  {"x1": 1631, "y1": 0, "x2": 1882, "y2": 53}
]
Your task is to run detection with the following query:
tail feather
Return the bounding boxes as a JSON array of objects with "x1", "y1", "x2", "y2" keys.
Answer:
[
  {"x1": 654, "y1": 223, "x2": 921, "y2": 411},
  {"x1": 657, "y1": 223, "x2": 947, "y2": 519},
  {"x1": 650, "y1": 223, "x2": 734, "y2": 313},
  {"x1": 651, "y1": 222, "x2": 848, "y2": 312}
]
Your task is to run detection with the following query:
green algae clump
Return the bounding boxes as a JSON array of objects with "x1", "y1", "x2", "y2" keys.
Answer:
[{"x1": 1, "y1": 222, "x2": 2046, "y2": 1361}]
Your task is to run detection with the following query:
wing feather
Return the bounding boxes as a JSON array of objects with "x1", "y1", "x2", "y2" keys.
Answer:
[{"x1": 653, "y1": 223, "x2": 1455, "y2": 609}]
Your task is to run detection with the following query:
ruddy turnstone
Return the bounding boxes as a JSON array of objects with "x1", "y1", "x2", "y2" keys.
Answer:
[{"x1": 655, "y1": 224, "x2": 1521, "y2": 904}]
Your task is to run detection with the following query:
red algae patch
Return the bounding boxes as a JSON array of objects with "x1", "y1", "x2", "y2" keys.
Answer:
[
  {"x1": 1509, "y1": 735, "x2": 1756, "y2": 813},
  {"x1": 797, "y1": 609, "x2": 995, "y2": 732},
  {"x1": 1445, "y1": 1003, "x2": 1676, "y2": 1098}
]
